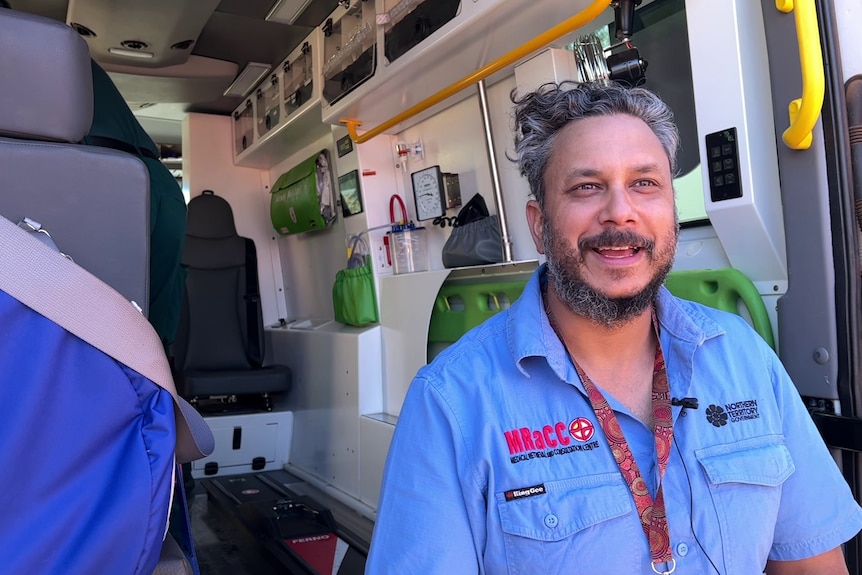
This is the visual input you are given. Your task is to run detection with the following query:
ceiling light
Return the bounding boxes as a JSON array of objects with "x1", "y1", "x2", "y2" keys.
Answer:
[
  {"x1": 266, "y1": 0, "x2": 314, "y2": 25},
  {"x1": 120, "y1": 40, "x2": 149, "y2": 50},
  {"x1": 108, "y1": 47, "x2": 154, "y2": 59},
  {"x1": 71, "y1": 23, "x2": 96, "y2": 38},
  {"x1": 223, "y1": 62, "x2": 272, "y2": 98}
]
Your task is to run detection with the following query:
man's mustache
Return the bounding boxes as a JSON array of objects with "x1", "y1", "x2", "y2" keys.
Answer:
[{"x1": 578, "y1": 229, "x2": 655, "y2": 253}]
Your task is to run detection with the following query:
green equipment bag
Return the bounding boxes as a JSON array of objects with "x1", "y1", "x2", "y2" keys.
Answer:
[{"x1": 332, "y1": 235, "x2": 378, "y2": 326}]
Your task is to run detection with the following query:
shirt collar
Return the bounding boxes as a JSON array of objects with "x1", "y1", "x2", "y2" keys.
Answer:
[{"x1": 509, "y1": 264, "x2": 726, "y2": 379}]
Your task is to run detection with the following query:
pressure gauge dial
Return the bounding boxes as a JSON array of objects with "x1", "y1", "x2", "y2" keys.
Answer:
[{"x1": 411, "y1": 165, "x2": 445, "y2": 221}]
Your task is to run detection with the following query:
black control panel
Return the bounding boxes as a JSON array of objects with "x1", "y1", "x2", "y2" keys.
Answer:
[{"x1": 705, "y1": 128, "x2": 742, "y2": 202}]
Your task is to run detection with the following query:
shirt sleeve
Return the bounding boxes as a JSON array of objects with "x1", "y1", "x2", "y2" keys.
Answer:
[
  {"x1": 365, "y1": 374, "x2": 485, "y2": 574},
  {"x1": 767, "y1": 350, "x2": 862, "y2": 560}
]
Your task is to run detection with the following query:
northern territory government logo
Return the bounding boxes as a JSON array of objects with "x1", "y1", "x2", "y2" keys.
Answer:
[
  {"x1": 706, "y1": 399, "x2": 760, "y2": 427},
  {"x1": 503, "y1": 417, "x2": 600, "y2": 464}
]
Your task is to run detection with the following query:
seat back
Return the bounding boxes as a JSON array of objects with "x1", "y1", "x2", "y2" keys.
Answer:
[
  {"x1": 0, "y1": 11, "x2": 148, "y2": 311},
  {"x1": 0, "y1": 9, "x2": 212, "y2": 575},
  {"x1": 175, "y1": 190, "x2": 264, "y2": 374}
]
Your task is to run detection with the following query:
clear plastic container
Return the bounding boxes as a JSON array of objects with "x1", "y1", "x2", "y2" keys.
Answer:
[
  {"x1": 321, "y1": 0, "x2": 376, "y2": 104},
  {"x1": 389, "y1": 227, "x2": 428, "y2": 274},
  {"x1": 233, "y1": 99, "x2": 254, "y2": 155},
  {"x1": 381, "y1": 0, "x2": 460, "y2": 64},
  {"x1": 256, "y1": 74, "x2": 281, "y2": 137},
  {"x1": 283, "y1": 41, "x2": 314, "y2": 118}
]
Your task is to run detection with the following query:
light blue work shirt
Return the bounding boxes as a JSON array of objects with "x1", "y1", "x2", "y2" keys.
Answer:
[{"x1": 366, "y1": 266, "x2": 862, "y2": 574}]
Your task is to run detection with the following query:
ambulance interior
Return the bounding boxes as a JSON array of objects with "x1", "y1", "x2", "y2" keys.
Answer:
[{"x1": 5, "y1": 0, "x2": 862, "y2": 573}]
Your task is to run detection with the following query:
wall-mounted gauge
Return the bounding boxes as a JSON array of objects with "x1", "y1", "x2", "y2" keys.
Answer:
[{"x1": 411, "y1": 165, "x2": 445, "y2": 221}]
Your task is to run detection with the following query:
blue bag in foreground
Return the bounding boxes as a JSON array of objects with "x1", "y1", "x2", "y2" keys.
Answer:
[{"x1": 0, "y1": 216, "x2": 214, "y2": 575}]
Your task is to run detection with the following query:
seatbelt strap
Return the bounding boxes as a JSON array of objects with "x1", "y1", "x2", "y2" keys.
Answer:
[
  {"x1": 0, "y1": 215, "x2": 213, "y2": 463},
  {"x1": 168, "y1": 463, "x2": 201, "y2": 575},
  {"x1": 243, "y1": 237, "x2": 264, "y2": 367}
]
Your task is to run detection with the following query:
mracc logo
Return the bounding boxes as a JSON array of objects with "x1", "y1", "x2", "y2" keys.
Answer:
[{"x1": 503, "y1": 417, "x2": 600, "y2": 464}]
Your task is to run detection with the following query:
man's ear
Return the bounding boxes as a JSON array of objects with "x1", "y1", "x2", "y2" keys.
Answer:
[{"x1": 526, "y1": 199, "x2": 545, "y2": 255}]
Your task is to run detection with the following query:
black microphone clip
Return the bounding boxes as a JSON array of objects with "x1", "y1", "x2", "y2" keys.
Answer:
[{"x1": 671, "y1": 397, "x2": 699, "y2": 409}]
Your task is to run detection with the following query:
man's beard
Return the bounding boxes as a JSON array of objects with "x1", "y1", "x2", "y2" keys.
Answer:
[{"x1": 543, "y1": 215, "x2": 678, "y2": 329}]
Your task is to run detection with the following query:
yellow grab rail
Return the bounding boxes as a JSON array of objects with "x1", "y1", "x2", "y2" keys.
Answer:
[
  {"x1": 340, "y1": 0, "x2": 610, "y2": 144},
  {"x1": 776, "y1": 0, "x2": 824, "y2": 150}
]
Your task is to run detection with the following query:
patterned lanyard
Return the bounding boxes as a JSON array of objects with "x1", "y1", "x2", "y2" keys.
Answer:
[{"x1": 551, "y1": 307, "x2": 676, "y2": 574}]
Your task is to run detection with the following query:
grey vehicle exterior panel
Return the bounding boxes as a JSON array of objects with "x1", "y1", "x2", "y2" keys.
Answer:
[{"x1": 760, "y1": 0, "x2": 839, "y2": 400}]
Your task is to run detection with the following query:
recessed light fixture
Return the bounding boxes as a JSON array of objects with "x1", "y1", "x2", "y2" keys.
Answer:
[
  {"x1": 120, "y1": 40, "x2": 149, "y2": 50},
  {"x1": 71, "y1": 22, "x2": 96, "y2": 37},
  {"x1": 171, "y1": 40, "x2": 194, "y2": 50},
  {"x1": 223, "y1": 62, "x2": 272, "y2": 98},
  {"x1": 265, "y1": 0, "x2": 314, "y2": 25}
]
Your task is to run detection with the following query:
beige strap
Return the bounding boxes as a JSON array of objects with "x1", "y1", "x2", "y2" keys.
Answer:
[{"x1": 0, "y1": 215, "x2": 212, "y2": 463}]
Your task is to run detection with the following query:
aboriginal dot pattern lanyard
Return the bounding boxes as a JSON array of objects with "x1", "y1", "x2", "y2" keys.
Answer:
[{"x1": 553, "y1": 309, "x2": 675, "y2": 574}]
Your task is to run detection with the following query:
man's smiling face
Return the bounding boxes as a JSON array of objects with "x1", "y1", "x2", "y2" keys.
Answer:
[{"x1": 527, "y1": 113, "x2": 678, "y2": 327}]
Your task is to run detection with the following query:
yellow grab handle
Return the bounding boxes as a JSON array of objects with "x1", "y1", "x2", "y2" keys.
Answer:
[
  {"x1": 341, "y1": 0, "x2": 610, "y2": 144},
  {"x1": 776, "y1": 0, "x2": 824, "y2": 150}
]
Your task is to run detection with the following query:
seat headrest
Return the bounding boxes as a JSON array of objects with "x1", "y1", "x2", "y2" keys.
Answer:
[
  {"x1": 187, "y1": 191, "x2": 238, "y2": 239},
  {"x1": 0, "y1": 9, "x2": 93, "y2": 143}
]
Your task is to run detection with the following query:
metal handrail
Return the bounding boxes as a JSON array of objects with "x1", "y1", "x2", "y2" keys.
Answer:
[{"x1": 339, "y1": 0, "x2": 610, "y2": 144}]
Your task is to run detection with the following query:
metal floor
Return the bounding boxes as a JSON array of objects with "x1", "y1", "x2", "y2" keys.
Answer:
[{"x1": 189, "y1": 469, "x2": 374, "y2": 575}]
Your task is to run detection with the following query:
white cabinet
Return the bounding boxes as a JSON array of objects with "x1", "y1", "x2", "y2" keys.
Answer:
[{"x1": 191, "y1": 411, "x2": 294, "y2": 478}]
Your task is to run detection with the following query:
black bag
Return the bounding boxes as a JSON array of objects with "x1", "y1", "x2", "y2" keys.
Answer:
[{"x1": 441, "y1": 194, "x2": 504, "y2": 268}]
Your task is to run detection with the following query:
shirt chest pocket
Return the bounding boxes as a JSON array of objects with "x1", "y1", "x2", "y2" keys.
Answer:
[
  {"x1": 496, "y1": 473, "x2": 638, "y2": 575},
  {"x1": 695, "y1": 435, "x2": 795, "y2": 570}
]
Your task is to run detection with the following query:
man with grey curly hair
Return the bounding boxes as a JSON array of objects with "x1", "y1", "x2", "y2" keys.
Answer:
[
  {"x1": 367, "y1": 81, "x2": 861, "y2": 575},
  {"x1": 514, "y1": 81, "x2": 681, "y2": 328}
]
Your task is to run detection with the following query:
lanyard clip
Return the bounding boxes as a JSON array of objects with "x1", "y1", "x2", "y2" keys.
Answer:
[{"x1": 651, "y1": 559, "x2": 676, "y2": 574}]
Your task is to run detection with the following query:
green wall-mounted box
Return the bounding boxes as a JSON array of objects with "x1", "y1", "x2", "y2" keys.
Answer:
[{"x1": 270, "y1": 149, "x2": 337, "y2": 235}]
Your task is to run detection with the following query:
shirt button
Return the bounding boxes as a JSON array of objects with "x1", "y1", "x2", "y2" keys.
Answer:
[
  {"x1": 675, "y1": 542, "x2": 689, "y2": 557},
  {"x1": 543, "y1": 513, "x2": 558, "y2": 528}
]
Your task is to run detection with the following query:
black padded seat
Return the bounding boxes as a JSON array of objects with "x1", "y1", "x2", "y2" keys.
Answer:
[
  {"x1": 174, "y1": 190, "x2": 291, "y2": 404},
  {"x1": 183, "y1": 368, "x2": 291, "y2": 397}
]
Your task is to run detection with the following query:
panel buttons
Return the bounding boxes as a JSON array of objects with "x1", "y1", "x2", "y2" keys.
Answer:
[
  {"x1": 705, "y1": 128, "x2": 743, "y2": 202},
  {"x1": 543, "y1": 513, "x2": 559, "y2": 528}
]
